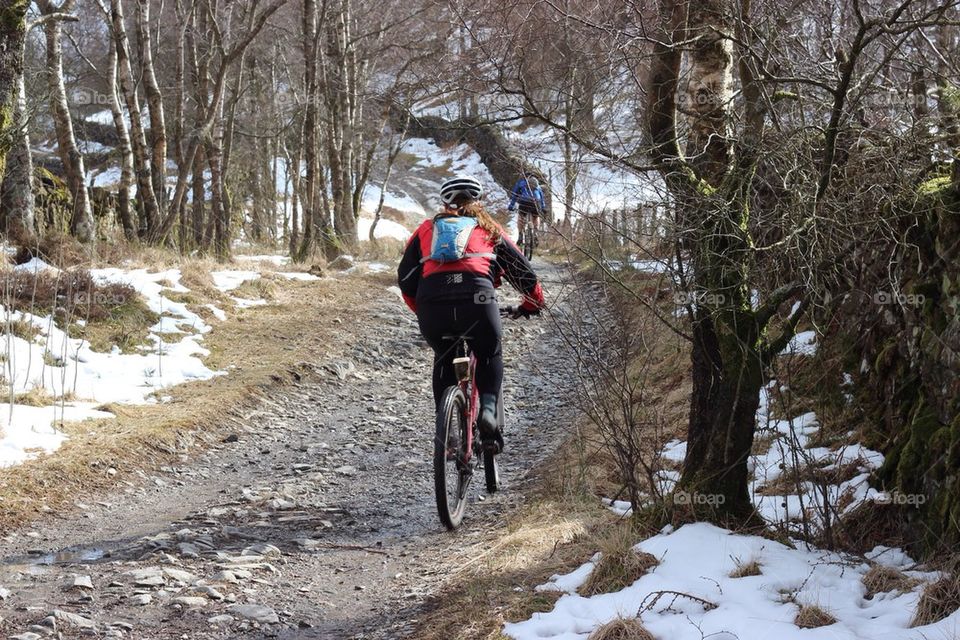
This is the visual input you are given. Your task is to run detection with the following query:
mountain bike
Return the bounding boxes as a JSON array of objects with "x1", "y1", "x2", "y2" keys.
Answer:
[
  {"x1": 433, "y1": 306, "x2": 518, "y2": 530},
  {"x1": 520, "y1": 223, "x2": 535, "y2": 260}
]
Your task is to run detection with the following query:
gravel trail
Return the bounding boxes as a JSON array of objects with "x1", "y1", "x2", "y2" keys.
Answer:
[{"x1": 0, "y1": 261, "x2": 577, "y2": 640}]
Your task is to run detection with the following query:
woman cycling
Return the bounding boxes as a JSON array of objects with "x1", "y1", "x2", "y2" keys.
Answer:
[{"x1": 397, "y1": 175, "x2": 545, "y2": 451}]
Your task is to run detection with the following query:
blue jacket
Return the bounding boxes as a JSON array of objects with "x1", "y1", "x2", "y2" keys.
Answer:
[{"x1": 508, "y1": 178, "x2": 545, "y2": 211}]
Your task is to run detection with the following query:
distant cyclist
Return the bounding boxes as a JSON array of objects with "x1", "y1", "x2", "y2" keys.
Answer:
[
  {"x1": 507, "y1": 174, "x2": 546, "y2": 245},
  {"x1": 397, "y1": 175, "x2": 545, "y2": 452}
]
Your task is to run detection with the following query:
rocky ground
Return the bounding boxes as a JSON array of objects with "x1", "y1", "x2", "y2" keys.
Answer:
[{"x1": 0, "y1": 261, "x2": 579, "y2": 640}]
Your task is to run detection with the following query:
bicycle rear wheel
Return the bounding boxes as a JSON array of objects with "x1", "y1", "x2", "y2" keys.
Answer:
[
  {"x1": 434, "y1": 386, "x2": 469, "y2": 529},
  {"x1": 523, "y1": 227, "x2": 534, "y2": 260}
]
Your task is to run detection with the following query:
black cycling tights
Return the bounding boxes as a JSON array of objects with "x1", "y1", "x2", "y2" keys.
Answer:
[{"x1": 416, "y1": 296, "x2": 503, "y2": 410}]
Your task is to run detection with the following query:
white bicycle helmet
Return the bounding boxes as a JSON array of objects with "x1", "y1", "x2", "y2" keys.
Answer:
[{"x1": 440, "y1": 175, "x2": 484, "y2": 205}]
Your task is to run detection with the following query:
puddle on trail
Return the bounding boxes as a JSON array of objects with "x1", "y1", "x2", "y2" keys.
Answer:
[
  {"x1": 31, "y1": 546, "x2": 107, "y2": 565},
  {"x1": 3, "y1": 546, "x2": 108, "y2": 576}
]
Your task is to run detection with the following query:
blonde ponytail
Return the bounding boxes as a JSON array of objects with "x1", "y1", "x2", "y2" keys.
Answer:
[{"x1": 454, "y1": 201, "x2": 501, "y2": 243}]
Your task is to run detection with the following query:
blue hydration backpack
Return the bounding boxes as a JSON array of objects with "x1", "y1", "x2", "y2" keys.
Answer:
[{"x1": 421, "y1": 216, "x2": 495, "y2": 264}]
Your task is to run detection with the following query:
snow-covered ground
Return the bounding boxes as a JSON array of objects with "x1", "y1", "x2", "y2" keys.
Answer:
[
  {"x1": 508, "y1": 523, "x2": 955, "y2": 640},
  {"x1": 0, "y1": 260, "x2": 224, "y2": 467},
  {"x1": 507, "y1": 329, "x2": 952, "y2": 640}
]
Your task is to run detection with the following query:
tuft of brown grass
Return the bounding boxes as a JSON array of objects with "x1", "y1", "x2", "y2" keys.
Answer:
[
  {"x1": 6, "y1": 318, "x2": 40, "y2": 342},
  {"x1": 579, "y1": 524, "x2": 659, "y2": 597},
  {"x1": 730, "y1": 556, "x2": 762, "y2": 578},
  {"x1": 862, "y1": 565, "x2": 920, "y2": 599},
  {"x1": 13, "y1": 386, "x2": 55, "y2": 407},
  {"x1": 795, "y1": 604, "x2": 837, "y2": 628},
  {"x1": 911, "y1": 573, "x2": 960, "y2": 626},
  {"x1": 15, "y1": 232, "x2": 90, "y2": 269},
  {"x1": 231, "y1": 276, "x2": 277, "y2": 302},
  {"x1": 177, "y1": 258, "x2": 227, "y2": 301},
  {"x1": 587, "y1": 617, "x2": 655, "y2": 640}
]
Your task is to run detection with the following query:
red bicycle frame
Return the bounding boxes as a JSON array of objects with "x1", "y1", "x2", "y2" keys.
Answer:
[{"x1": 454, "y1": 348, "x2": 480, "y2": 464}]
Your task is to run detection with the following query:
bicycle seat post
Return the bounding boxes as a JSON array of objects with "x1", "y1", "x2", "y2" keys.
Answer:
[{"x1": 451, "y1": 339, "x2": 471, "y2": 382}]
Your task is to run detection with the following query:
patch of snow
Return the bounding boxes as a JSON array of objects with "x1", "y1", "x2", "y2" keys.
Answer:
[
  {"x1": 276, "y1": 272, "x2": 321, "y2": 282},
  {"x1": 781, "y1": 330, "x2": 818, "y2": 356},
  {"x1": 506, "y1": 523, "x2": 948, "y2": 640},
  {"x1": 536, "y1": 553, "x2": 602, "y2": 594},
  {"x1": 0, "y1": 403, "x2": 113, "y2": 467},
  {"x1": 92, "y1": 167, "x2": 123, "y2": 188},
  {"x1": 361, "y1": 185, "x2": 426, "y2": 217},
  {"x1": 210, "y1": 270, "x2": 260, "y2": 292},
  {"x1": 235, "y1": 254, "x2": 290, "y2": 266},
  {"x1": 356, "y1": 216, "x2": 411, "y2": 242},
  {"x1": 14, "y1": 257, "x2": 60, "y2": 275},
  {"x1": 0, "y1": 268, "x2": 222, "y2": 467},
  {"x1": 205, "y1": 304, "x2": 227, "y2": 322},
  {"x1": 231, "y1": 297, "x2": 267, "y2": 309}
]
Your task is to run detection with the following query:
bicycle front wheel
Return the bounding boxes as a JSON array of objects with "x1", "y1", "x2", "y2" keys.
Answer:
[
  {"x1": 434, "y1": 386, "x2": 469, "y2": 530},
  {"x1": 523, "y1": 228, "x2": 534, "y2": 260}
]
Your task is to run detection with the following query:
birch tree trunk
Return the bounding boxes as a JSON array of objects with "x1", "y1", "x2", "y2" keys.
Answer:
[
  {"x1": 296, "y1": 0, "x2": 320, "y2": 260},
  {"x1": 103, "y1": 21, "x2": 136, "y2": 240},
  {"x1": 109, "y1": 0, "x2": 160, "y2": 236},
  {"x1": 136, "y1": 0, "x2": 167, "y2": 210},
  {"x1": 37, "y1": 0, "x2": 94, "y2": 242},
  {"x1": 0, "y1": 0, "x2": 29, "y2": 186},
  {"x1": 0, "y1": 65, "x2": 34, "y2": 240},
  {"x1": 648, "y1": 0, "x2": 764, "y2": 523}
]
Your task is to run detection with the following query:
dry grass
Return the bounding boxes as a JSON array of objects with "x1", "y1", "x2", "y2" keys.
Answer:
[
  {"x1": 411, "y1": 499, "x2": 601, "y2": 640},
  {"x1": 862, "y1": 565, "x2": 920, "y2": 599},
  {"x1": 730, "y1": 556, "x2": 763, "y2": 578},
  {"x1": 12, "y1": 386, "x2": 55, "y2": 407},
  {"x1": 231, "y1": 275, "x2": 279, "y2": 303},
  {"x1": 359, "y1": 237, "x2": 405, "y2": 262},
  {"x1": 911, "y1": 573, "x2": 960, "y2": 626},
  {"x1": 794, "y1": 604, "x2": 837, "y2": 628},
  {"x1": 14, "y1": 232, "x2": 90, "y2": 269},
  {"x1": 6, "y1": 318, "x2": 39, "y2": 342},
  {"x1": 587, "y1": 618, "x2": 655, "y2": 640},
  {"x1": 579, "y1": 524, "x2": 659, "y2": 596},
  {"x1": 177, "y1": 258, "x2": 229, "y2": 301},
  {"x1": 0, "y1": 267, "x2": 372, "y2": 530}
]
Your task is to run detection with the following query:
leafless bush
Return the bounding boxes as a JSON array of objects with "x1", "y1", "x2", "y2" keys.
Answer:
[{"x1": 550, "y1": 257, "x2": 675, "y2": 513}]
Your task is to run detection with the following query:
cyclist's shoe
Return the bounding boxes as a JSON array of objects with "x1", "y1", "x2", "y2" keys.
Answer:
[{"x1": 478, "y1": 394, "x2": 504, "y2": 453}]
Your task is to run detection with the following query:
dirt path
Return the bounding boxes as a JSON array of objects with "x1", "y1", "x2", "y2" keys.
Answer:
[{"x1": 0, "y1": 261, "x2": 578, "y2": 640}]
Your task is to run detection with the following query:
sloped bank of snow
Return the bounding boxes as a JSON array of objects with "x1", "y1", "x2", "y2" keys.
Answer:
[
  {"x1": 0, "y1": 265, "x2": 223, "y2": 467},
  {"x1": 506, "y1": 523, "x2": 953, "y2": 640},
  {"x1": 534, "y1": 334, "x2": 949, "y2": 639}
]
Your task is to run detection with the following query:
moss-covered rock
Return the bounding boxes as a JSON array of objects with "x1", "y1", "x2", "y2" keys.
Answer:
[{"x1": 858, "y1": 169, "x2": 960, "y2": 553}]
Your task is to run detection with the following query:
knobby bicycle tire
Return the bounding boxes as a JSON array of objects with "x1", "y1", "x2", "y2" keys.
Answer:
[{"x1": 434, "y1": 386, "x2": 469, "y2": 529}]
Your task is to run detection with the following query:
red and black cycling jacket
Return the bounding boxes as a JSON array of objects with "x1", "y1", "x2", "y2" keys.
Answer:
[{"x1": 397, "y1": 215, "x2": 545, "y2": 314}]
